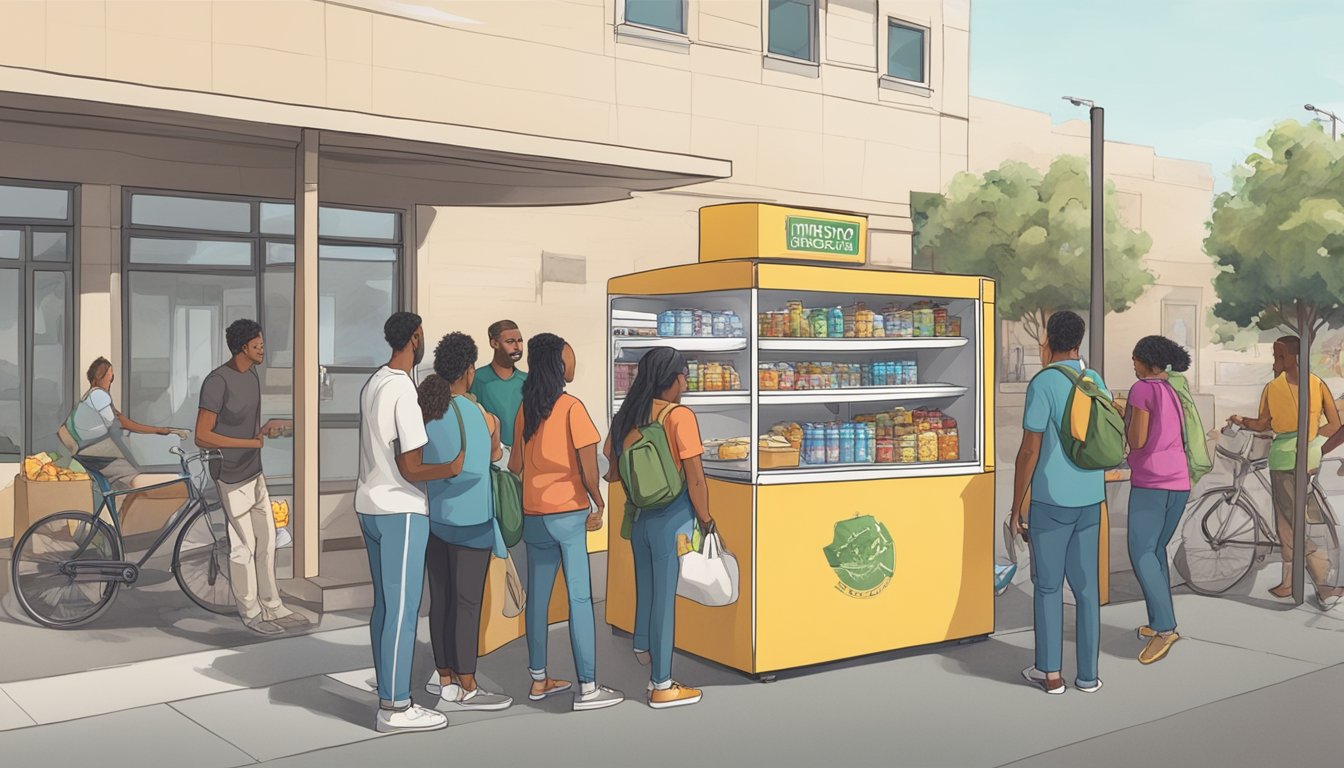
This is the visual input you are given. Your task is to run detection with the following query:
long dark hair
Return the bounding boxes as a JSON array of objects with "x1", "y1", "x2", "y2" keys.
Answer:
[
  {"x1": 610, "y1": 347, "x2": 686, "y2": 460},
  {"x1": 521, "y1": 333, "x2": 568, "y2": 442}
]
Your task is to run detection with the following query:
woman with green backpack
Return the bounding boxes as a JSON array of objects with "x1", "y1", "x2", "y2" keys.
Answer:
[
  {"x1": 417, "y1": 333, "x2": 513, "y2": 713},
  {"x1": 604, "y1": 346, "x2": 715, "y2": 710},
  {"x1": 1121, "y1": 336, "x2": 1200, "y2": 665}
]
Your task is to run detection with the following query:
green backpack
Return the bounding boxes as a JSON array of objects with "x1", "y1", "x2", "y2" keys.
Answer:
[
  {"x1": 1043, "y1": 364, "x2": 1126, "y2": 471},
  {"x1": 617, "y1": 402, "x2": 686, "y2": 540},
  {"x1": 1164, "y1": 372, "x2": 1213, "y2": 486},
  {"x1": 491, "y1": 466, "x2": 524, "y2": 548}
]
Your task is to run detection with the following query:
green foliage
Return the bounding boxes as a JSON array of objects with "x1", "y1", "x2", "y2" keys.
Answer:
[
  {"x1": 1207, "y1": 119, "x2": 1344, "y2": 338},
  {"x1": 914, "y1": 156, "x2": 1154, "y2": 342}
]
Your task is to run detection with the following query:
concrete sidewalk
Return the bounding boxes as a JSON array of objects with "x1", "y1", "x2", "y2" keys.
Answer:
[{"x1": 2, "y1": 556, "x2": 1343, "y2": 768}]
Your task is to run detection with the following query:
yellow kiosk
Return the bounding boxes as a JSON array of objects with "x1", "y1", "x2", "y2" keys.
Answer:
[{"x1": 605, "y1": 203, "x2": 996, "y2": 676}]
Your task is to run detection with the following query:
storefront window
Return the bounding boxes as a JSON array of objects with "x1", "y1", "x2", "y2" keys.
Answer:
[
  {"x1": 0, "y1": 181, "x2": 76, "y2": 461},
  {"x1": 122, "y1": 192, "x2": 403, "y2": 486},
  {"x1": 768, "y1": 0, "x2": 817, "y2": 62}
]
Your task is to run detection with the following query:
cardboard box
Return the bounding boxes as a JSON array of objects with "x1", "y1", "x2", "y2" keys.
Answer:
[{"x1": 12, "y1": 473, "x2": 94, "y2": 538}]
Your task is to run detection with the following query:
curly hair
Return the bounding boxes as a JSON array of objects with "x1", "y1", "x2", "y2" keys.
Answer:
[
  {"x1": 226, "y1": 319, "x2": 263, "y2": 356},
  {"x1": 433, "y1": 332, "x2": 478, "y2": 383},
  {"x1": 417, "y1": 373, "x2": 454, "y2": 423},
  {"x1": 1046, "y1": 311, "x2": 1086, "y2": 353},
  {"x1": 1132, "y1": 335, "x2": 1191, "y2": 373},
  {"x1": 521, "y1": 333, "x2": 568, "y2": 442},
  {"x1": 383, "y1": 311, "x2": 422, "y2": 351}
]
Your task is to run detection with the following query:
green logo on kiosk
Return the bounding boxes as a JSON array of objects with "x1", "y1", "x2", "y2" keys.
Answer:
[
  {"x1": 823, "y1": 515, "x2": 894, "y2": 598},
  {"x1": 786, "y1": 216, "x2": 860, "y2": 256}
]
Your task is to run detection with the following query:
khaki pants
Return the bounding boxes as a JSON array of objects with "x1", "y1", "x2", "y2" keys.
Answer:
[
  {"x1": 1269, "y1": 471, "x2": 1336, "y2": 590},
  {"x1": 217, "y1": 473, "x2": 291, "y2": 623}
]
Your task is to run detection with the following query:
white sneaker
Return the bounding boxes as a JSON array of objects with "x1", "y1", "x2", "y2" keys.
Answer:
[
  {"x1": 573, "y1": 684, "x2": 625, "y2": 712},
  {"x1": 375, "y1": 704, "x2": 448, "y2": 733},
  {"x1": 1075, "y1": 678, "x2": 1104, "y2": 693},
  {"x1": 425, "y1": 672, "x2": 444, "y2": 697},
  {"x1": 441, "y1": 686, "x2": 513, "y2": 712}
]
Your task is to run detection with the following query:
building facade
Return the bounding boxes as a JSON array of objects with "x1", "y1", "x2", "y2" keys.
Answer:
[{"x1": 0, "y1": 0, "x2": 972, "y2": 600}]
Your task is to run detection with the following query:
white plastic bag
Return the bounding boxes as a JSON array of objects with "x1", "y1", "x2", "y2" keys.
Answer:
[{"x1": 677, "y1": 532, "x2": 739, "y2": 607}]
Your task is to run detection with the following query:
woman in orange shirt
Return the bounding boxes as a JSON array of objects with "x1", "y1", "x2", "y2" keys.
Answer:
[
  {"x1": 508, "y1": 333, "x2": 624, "y2": 712},
  {"x1": 604, "y1": 347, "x2": 715, "y2": 710}
]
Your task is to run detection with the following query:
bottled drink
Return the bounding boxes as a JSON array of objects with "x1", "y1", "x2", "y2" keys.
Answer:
[
  {"x1": 828, "y1": 306, "x2": 845, "y2": 338},
  {"x1": 840, "y1": 424, "x2": 856, "y2": 464},
  {"x1": 825, "y1": 425, "x2": 841, "y2": 464}
]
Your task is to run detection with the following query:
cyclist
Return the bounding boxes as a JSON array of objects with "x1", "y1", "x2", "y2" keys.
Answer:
[
  {"x1": 1227, "y1": 335, "x2": 1344, "y2": 610},
  {"x1": 61, "y1": 356, "x2": 187, "y2": 494}
]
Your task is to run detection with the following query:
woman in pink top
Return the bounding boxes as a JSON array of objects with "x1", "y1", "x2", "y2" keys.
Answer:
[{"x1": 1122, "y1": 335, "x2": 1192, "y2": 666}]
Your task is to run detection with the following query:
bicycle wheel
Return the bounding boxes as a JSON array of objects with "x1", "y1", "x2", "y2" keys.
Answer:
[
  {"x1": 173, "y1": 502, "x2": 236, "y2": 615},
  {"x1": 1175, "y1": 493, "x2": 1261, "y2": 596},
  {"x1": 11, "y1": 512, "x2": 122, "y2": 628},
  {"x1": 1310, "y1": 488, "x2": 1341, "y2": 585}
]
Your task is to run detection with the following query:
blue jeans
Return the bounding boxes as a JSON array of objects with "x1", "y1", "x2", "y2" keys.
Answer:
[
  {"x1": 1127, "y1": 488, "x2": 1189, "y2": 634},
  {"x1": 358, "y1": 513, "x2": 430, "y2": 709},
  {"x1": 631, "y1": 492, "x2": 695, "y2": 686},
  {"x1": 523, "y1": 510, "x2": 596, "y2": 683},
  {"x1": 1029, "y1": 501, "x2": 1101, "y2": 685}
]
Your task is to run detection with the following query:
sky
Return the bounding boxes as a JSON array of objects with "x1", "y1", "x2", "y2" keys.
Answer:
[{"x1": 970, "y1": 0, "x2": 1344, "y2": 192}]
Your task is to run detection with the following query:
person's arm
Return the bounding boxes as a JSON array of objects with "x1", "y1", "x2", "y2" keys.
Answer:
[
  {"x1": 1125, "y1": 381, "x2": 1152, "y2": 451},
  {"x1": 507, "y1": 405, "x2": 524, "y2": 475},
  {"x1": 602, "y1": 436, "x2": 619, "y2": 483},
  {"x1": 484, "y1": 409, "x2": 503, "y2": 463},
  {"x1": 683, "y1": 454, "x2": 712, "y2": 528},
  {"x1": 1010, "y1": 432, "x2": 1042, "y2": 535},
  {"x1": 1319, "y1": 382, "x2": 1340, "y2": 438},
  {"x1": 395, "y1": 445, "x2": 463, "y2": 483},
  {"x1": 1127, "y1": 406, "x2": 1151, "y2": 451},
  {"x1": 116, "y1": 410, "x2": 172, "y2": 436},
  {"x1": 391, "y1": 385, "x2": 460, "y2": 482},
  {"x1": 1231, "y1": 387, "x2": 1273, "y2": 433},
  {"x1": 195, "y1": 409, "x2": 263, "y2": 450},
  {"x1": 579, "y1": 443, "x2": 605, "y2": 531}
]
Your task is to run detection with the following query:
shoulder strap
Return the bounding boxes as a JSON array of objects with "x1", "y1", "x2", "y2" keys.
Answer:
[
  {"x1": 654, "y1": 401, "x2": 680, "y2": 426},
  {"x1": 1048, "y1": 363, "x2": 1082, "y2": 385},
  {"x1": 450, "y1": 398, "x2": 466, "y2": 447}
]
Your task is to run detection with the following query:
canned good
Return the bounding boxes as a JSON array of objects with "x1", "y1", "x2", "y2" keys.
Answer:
[
  {"x1": 949, "y1": 316, "x2": 962, "y2": 337},
  {"x1": 876, "y1": 438, "x2": 896, "y2": 464}
]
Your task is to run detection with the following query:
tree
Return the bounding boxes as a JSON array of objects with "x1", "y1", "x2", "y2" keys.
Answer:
[
  {"x1": 914, "y1": 156, "x2": 1154, "y2": 346},
  {"x1": 1206, "y1": 119, "x2": 1344, "y2": 605}
]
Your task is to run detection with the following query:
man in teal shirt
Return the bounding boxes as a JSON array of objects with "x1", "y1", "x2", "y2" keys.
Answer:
[
  {"x1": 470, "y1": 320, "x2": 527, "y2": 464},
  {"x1": 1010, "y1": 310, "x2": 1108, "y2": 696}
]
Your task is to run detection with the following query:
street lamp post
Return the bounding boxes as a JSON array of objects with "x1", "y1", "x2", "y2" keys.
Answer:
[
  {"x1": 1305, "y1": 104, "x2": 1340, "y2": 140},
  {"x1": 1064, "y1": 97, "x2": 1105, "y2": 377}
]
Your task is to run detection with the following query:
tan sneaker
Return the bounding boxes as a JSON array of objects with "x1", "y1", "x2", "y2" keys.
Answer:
[
  {"x1": 1138, "y1": 632, "x2": 1180, "y2": 664},
  {"x1": 648, "y1": 682, "x2": 703, "y2": 710}
]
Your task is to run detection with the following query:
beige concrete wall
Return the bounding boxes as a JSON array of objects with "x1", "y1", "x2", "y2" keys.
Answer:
[{"x1": 967, "y1": 97, "x2": 1218, "y2": 398}]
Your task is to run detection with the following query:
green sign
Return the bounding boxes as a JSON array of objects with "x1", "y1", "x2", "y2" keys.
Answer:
[
  {"x1": 823, "y1": 514, "x2": 894, "y2": 598},
  {"x1": 785, "y1": 216, "x2": 860, "y2": 256}
]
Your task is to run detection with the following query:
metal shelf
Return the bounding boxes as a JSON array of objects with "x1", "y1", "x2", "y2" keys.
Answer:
[
  {"x1": 759, "y1": 384, "x2": 967, "y2": 405},
  {"x1": 756, "y1": 461, "x2": 982, "y2": 485},
  {"x1": 613, "y1": 391, "x2": 751, "y2": 409},
  {"x1": 757, "y1": 337, "x2": 968, "y2": 353},
  {"x1": 613, "y1": 336, "x2": 748, "y2": 353}
]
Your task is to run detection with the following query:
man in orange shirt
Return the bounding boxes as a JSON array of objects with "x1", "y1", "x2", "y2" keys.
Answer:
[{"x1": 508, "y1": 333, "x2": 624, "y2": 712}]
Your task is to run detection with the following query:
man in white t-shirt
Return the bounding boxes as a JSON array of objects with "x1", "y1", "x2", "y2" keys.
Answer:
[{"x1": 355, "y1": 311, "x2": 463, "y2": 734}]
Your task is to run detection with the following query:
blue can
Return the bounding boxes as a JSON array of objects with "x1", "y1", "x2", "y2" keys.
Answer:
[
  {"x1": 825, "y1": 425, "x2": 841, "y2": 464},
  {"x1": 853, "y1": 423, "x2": 869, "y2": 463},
  {"x1": 657, "y1": 311, "x2": 676, "y2": 337},
  {"x1": 840, "y1": 424, "x2": 856, "y2": 464}
]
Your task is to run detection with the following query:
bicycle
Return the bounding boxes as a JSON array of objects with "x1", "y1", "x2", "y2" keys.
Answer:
[
  {"x1": 9, "y1": 445, "x2": 236, "y2": 628},
  {"x1": 1175, "y1": 424, "x2": 1341, "y2": 595}
]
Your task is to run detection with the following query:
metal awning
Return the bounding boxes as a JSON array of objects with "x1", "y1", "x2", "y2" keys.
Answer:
[{"x1": 0, "y1": 66, "x2": 731, "y2": 206}]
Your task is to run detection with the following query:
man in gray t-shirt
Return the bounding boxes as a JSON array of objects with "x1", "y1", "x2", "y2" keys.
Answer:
[
  {"x1": 199, "y1": 363, "x2": 263, "y2": 484},
  {"x1": 195, "y1": 319, "x2": 306, "y2": 635}
]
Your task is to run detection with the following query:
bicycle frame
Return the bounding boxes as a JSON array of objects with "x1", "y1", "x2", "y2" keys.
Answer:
[
  {"x1": 66, "y1": 448, "x2": 220, "y2": 581},
  {"x1": 1199, "y1": 436, "x2": 1341, "y2": 550}
]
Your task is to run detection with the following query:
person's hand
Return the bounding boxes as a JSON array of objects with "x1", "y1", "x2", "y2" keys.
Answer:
[
  {"x1": 1009, "y1": 507, "x2": 1028, "y2": 538},
  {"x1": 585, "y1": 509, "x2": 605, "y2": 531},
  {"x1": 1226, "y1": 415, "x2": 1241, "y2": 428},
  {"x1": 448, "y1": 450, "x2": 466, "y2": 477},
  {"x1": 698, "y1": 516, "x2": 716, "y2": 535}
]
